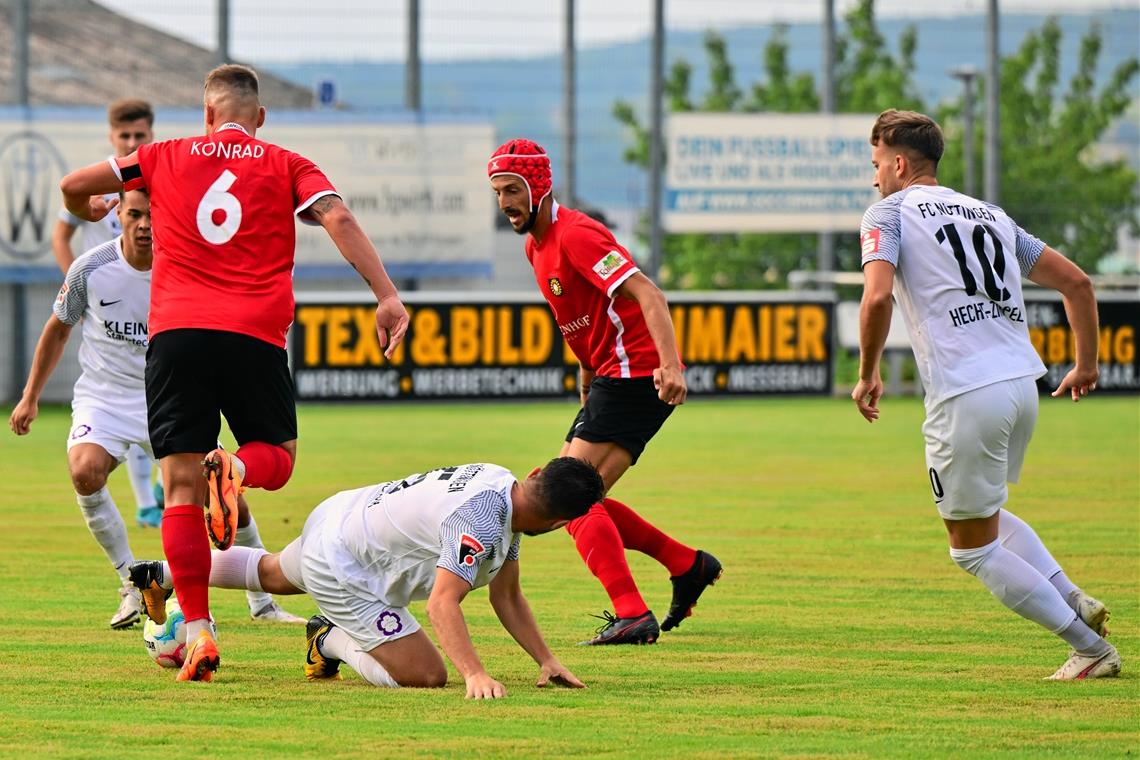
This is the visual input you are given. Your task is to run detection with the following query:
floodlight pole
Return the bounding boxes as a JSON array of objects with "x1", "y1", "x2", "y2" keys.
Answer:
[
  {"x1": 984, "y1": 0, "x2": 1000, "y2": 203},
  {"x1": 818, "y1": 0, "x2": 837, "y2": 284},
  {"x1": 406, "y1": 0, "x2": 421, "y2": 111},
  {"x1": 216, "y1": 0, "x2": 230, "y2": 65},
  {"x1": 647, "y1": 0, "x2": 664, "y2": 281},
  {"x1": 562, "y1": 0, "x2": 576, "y2": 206},
  {"x1": 951, "y1": 67, "x2": 979, "y2": 197}
]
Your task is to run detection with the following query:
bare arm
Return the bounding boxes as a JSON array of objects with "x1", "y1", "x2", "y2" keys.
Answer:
[
  {"x1": 9, "y1": 316, "x2": 73, "y2": 435},
  {"x1": 425, "y1": 567, "x2": 506, "y2": 699},
  {"x1": 51, "y1": 220, "x2": 79, "y2": 274},
  {"x1": 488, "y1": 560, "x2": 584, "y2": 689},
  {"x1": 615, "y1": 272, "x2": 686, "y2": 405},
  {"x1": 307, "y1": 195, "x2": 409, "y2": 358},
  {"x1": 60, "y1": 160, "x2": 122, "y2": 222},
  {"x1": 1027, "y1": 246, "x2": 1099, "y2": 401},
  {"x1": 852, "y1": 260, "x2": 895, "y2": 423}
]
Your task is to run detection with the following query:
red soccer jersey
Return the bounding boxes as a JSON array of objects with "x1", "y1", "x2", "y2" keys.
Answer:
[
  {"x1": 118, "y1": 124, "x2": 336, "y2": 348},
  {"x1": 526, "y1": 204, "x2": 664, "y2": 378}
]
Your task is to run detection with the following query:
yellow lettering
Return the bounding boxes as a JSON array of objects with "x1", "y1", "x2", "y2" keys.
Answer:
[
  {"x1": 411, "y1": 308, "x2": 446, "y2": 365},
  {"x1": 482, "y1": 307, "x2": 495, "y2": 363},
  {"x1": 451, "y1": 307, "x2": 479, "y2": 365},
  {"x1": 685, "y1": 306, "x2": 725, "y2": 362},
  {"x1": 1046, "y1": 327, "x2": 1068, "y2": 364},
  {"x1": 520, "y1": 306, "x2": 552, "y2": 364},
  {"x1": 326, "y1": 306, "x2": 353, "y2": 366},
  {"x1": 725, "y1": 305, "x2": 755, "y2": 361},
  {"x1": 774, "y1": 305, "x2": 796, "y2": 361},
  {"x1": 295, "y1": 306, "x2": 327, "y2": 366},
  {"x1": 757, "y1": 306, "x2": 772, "y2": 361},
  {"x1": 1028, "y1": 327, "x2": 1045, "y2": 360},
  {"x1": 797, "y1": 305, "x2": 827, "y2": 360},
  {"x1": 563, "y1": 340, "x2": 578, "y2": 364},
  {"x1": 351, "y1": 307, "x2": 383, "y2": 365},
  {"x1": 1114, "y1": 326, "x2": 1134, "y2": 363},
  {"x1": 497, "y1": 307, "x2": 520, "y2": 364}
]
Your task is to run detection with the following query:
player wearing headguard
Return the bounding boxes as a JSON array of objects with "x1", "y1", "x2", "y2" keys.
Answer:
[
  {"x1": 130, "y1": 457, "x2": 604, "y2": 699},
  {"x1": 488, "y1": 139, "x2": 721, "y2": 646},
  {"x1": 60, "y1": 64, "x2": 410, "y2": 682},
  {"x1": 853, "y1": 109, "x2": 1118, "y2": 681}
]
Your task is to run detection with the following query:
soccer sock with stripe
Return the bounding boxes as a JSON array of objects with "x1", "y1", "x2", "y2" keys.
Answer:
[
  {"x1": 234, "y1": 514, "x2": 273, "y2": 610},
  {"x1": 235, "y1": 442, "x2": 294, "y2": 491},
  {"x1": 950, "y1": 538, "x2": 1108, "y2": 656},
  {"x1": 601, "y1": 497, "x2": 697, "y2": 577},
  {"x1": 566, "y1": 503, "x2": 648, "y2": 619},
  {"x1": 76, "y1": 487, "x2": 134, "y2": 582},
  {"x1": 998, "y1": 509, "x2": 1081, "y2": 608},
  {"x1": 161, "y1": 504, "x2": 213, "y2": 627},
  {"x1": 124, "y1": 444, "x2": 157, "y2": 510},
  {"x1": 319, "y1": 626, "x2": 398, "y2": 688}
]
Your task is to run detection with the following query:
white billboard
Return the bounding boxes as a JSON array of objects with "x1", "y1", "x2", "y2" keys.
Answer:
[
  {"x1": 0, "y1": 109, "x2": 495, "y2": 276},
  {"x1": 665, "y1": 113, "x2": 879, "y2": 234}
]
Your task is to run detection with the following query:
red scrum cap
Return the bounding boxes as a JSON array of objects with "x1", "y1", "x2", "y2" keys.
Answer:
[{"x1": 487, "y1": 139, "x2": 552, "y2": 209}]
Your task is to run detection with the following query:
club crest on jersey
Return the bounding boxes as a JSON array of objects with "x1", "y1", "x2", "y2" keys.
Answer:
[
  {"x1": 861, "y1": 229, "x2": 881, "y2": 260},
  {"x1": 592, "y1": 251, "x2": 627, "y2": 280},
  {"x1": 548, "y1": 277, "x2": 563, "y2": 296},
  {"x1": 458, "y1": 534, "x2": 486, "y2": 566}
]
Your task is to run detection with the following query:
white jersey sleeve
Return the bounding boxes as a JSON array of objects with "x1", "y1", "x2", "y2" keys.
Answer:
[
  {"x1": 437, "y1": 490, "x2": 511, "y2": 586},
  {"x1": 53, "y1": 254, "x2": 97, "y2": 325},
  {"x1": 860, "y1": 193, "x2": 905, "y2": 268}
]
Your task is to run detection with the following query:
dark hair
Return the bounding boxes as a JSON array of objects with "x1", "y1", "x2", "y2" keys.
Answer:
[
  {"x1": 532, "y1": 457, "x2": 604, "y2": 521},
  {"x1": 870, "y1": 109, "x2": 944, "y2": 168},
  {"x1": 204, "y1": 64, "x2": 260, "y2": 98},
  {"x1": 118, "y1": 187, "x2": 149, "y2": 201},
  {"x1": 108, "y1": 98, "x2": 154, "y2": 127}
]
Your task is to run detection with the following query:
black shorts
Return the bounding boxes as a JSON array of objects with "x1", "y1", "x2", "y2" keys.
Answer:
[
  {"x1": 564, "y1": 376, "x2": 674, "y2": 465},
  {"x1": 146, "y1": 328, "x2": 297, "y2": 459}
]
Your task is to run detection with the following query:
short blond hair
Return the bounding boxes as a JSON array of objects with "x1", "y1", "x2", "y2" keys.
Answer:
[
  {"x1": 870, "y1": 109, "x2": 944, "y2": 168},
  {"x1": 204, "y1": 64, "x2": 260, "y2": 100}
]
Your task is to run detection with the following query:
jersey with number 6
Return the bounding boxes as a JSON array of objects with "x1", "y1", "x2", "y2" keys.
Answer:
[
  {"x1": 860, "y1": 184, "x2": 1047, "y2": 407},
  {"x1": 119, "y1": 124, "x2": 336, "y2": 348}
]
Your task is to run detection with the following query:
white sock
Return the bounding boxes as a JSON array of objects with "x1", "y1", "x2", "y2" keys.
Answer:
[
  {"x1": 998, "y1": 509, "x2": 1081, "y2": 604},
  {"x1": 208, "y1": 546, "x2": 266, "y2": 591},
  {"x1": 77, "y1": 488, "x2": 133, "y2": 581},
  {"x1": 1059, "y1": 617, "x2": 1110, "y2": 656},
  {"x1": 320, "y1": 626, "x2": 398, "y2": 688},
  {"x1": 234, "y1": 515, "x2": 272, "y2": 609},
  {"x1": 185, "y1": 618, "x2": 214, "y2": 641},
  {"x1": 124, "y1": 444, "x2": 156, "y2": 510},
  {"x1": 950, "y1": 539, "x2": 1081, "y2": 636}
]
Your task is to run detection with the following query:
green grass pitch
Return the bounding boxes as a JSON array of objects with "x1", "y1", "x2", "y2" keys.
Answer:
[{"x1": 1, "y1": 396, "x2": 1136, "y2": 758}]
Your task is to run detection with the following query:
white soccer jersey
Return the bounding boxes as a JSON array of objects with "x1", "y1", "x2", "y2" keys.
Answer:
[
  {"x1": 58, "y1": 192, "x2": 121, "y2": 253},
  {"x1": 321, "y1": 463, "x2": 522, "y2": 607},
  {"x1": 860, "y1": 184, "x2": 1048, "y2": 406},
  {"x1": 53, "y1": 238, "x2": 151, "y2": 408}
]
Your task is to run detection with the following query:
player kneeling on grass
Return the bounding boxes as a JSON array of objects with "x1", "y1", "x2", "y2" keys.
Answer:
[{"x1": 130, "y1": 457, "x2": 604, "y2": 698}]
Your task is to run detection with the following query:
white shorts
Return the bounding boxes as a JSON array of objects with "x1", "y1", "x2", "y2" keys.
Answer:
[
  {"x1": 922, "y1": 375, "x2": 1038, "y2": 521},
  {"x1": 67, "y1": 403, "x2": 153, "y2": 462},
  {"x1": 279, "y1": 494, "x2": 422, "y2": 652}
]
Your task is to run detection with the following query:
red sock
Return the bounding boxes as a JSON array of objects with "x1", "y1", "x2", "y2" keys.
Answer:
[
  {"x1": 161, "y1": 504, "x2": 212, "y2": 622},
  {"x1": 565, "y1": 504, "x2": 647, "y2": 619},
  {"x1": 602, "y1": 497, "x2": 697, "y2": 577},
  {"x1": 235, "y1": 442, "x2": 294, "y2": 491}
]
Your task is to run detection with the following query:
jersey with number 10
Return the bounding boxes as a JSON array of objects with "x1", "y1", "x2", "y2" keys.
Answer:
[
  {"x1": 124, "y1": 126, "x2": 336, "y2": 348},
  {"x1": 860, "y1": 184, "x2": 1047, "y2": 407}
]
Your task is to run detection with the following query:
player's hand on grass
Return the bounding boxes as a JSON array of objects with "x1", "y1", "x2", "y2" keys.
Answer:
[
  {"x1": 654, "y1": 364, "x2": 687, "y2": 406},
  {"x1": 852, "y1": 376, "x2": 883, "y2": 423},
  {"x1": 374, "y1": 296, "x2": 410, "y2": 360},
  {"x1": 9, "y1": 398, "x2": 38, "y2": 435},
  {"x1": 536, "y1": 660, "x2": 584, "y2": 689},
  {"x1": 464, "y1": 672, "x2": 507, "y2": 699},
  {"x1": 1051, "y1": 364, "x2": 1098, "y2": 402}
]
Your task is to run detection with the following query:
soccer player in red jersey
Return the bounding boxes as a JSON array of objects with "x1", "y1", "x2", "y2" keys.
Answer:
[
  {"x1": 60, "y1": 64, "x2": 409, "y2": 681},
  {"x1": 488, "y1": 139, "x2": 722, "y2": 645}
]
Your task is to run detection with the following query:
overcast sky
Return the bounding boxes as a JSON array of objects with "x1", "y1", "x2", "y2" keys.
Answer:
[{"x1": 94, "y1": 0, "x2": 1137, "y2": 62}]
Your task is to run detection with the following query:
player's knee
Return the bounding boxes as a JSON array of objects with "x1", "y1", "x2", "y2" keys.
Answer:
[
  {"x1": 400, "y1": 666, "x2": 447, "y2": 689},
  {"x1": 69, "y1": 461, "x2": 108, "y2": 495},
  {"x1": 949, "y1": 539, "x2": 999, "y2": 576}
]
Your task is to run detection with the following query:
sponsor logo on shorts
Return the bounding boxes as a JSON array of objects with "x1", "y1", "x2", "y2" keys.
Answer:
[
  {"x1": 458, "y1": 534, "x2": 486, "y2": 566},
  {"x1": 860, "y1": 229, "x2": 881, "y2": 260},
  {"x1": 592, "y1": 251, "x2": 627, "y2": 280},
  {"x1": 548, "y1": 277, "x2": 563, "y2": 296},
  {"x1": 70, "y1": 424, "x2": 91, "y2": 440},
  {"x1": 376, "y1": 610, "x2": 403, "y2": 636}
]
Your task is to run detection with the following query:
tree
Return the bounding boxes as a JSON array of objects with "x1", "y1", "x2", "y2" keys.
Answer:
[
  {"x1": 938, "y1": 19, "x2": 1138, "y2": 271},
  {"x1": 613, "y1": 0, "x2": 922, "y2": 288}
]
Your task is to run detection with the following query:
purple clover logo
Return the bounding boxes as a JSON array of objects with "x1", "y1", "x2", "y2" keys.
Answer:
[
  {"x1": 70, "y1": 424, "x2": 91, "y2": 440},
  {"x1": 377, "y1": 610, "x2": 403, "y2": 636}
]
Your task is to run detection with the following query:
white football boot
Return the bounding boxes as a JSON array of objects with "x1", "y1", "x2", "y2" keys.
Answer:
[
  {"x1": 110, "y1": 583, "x2": 143, "y2": 630},
  {"x1": 249, "y1": 598, "x2": 306, "y2": 624},
  {"x1": 1046, "y1": 644, "x2": 1121, "y2": 681}
]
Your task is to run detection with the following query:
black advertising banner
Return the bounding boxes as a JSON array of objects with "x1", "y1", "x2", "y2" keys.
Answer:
[
  {"x1": 291, "y1": 293, "x2": 834, "y2": 401},
  {"x1": 1026, "y1": 294, "x2": 1139, "y2": 394}
]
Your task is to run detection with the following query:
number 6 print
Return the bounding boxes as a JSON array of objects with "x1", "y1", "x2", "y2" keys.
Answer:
[{"x1": 196, "y1": 169, "x2": 243, "y2": 244}]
